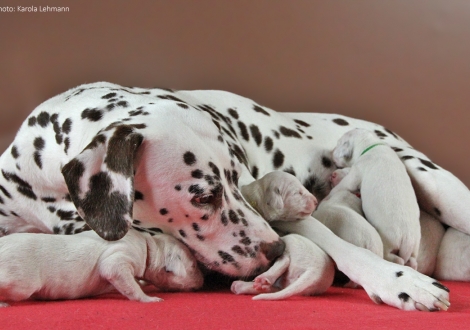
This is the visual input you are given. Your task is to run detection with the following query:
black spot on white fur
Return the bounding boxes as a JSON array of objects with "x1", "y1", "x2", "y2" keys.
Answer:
[
  {"x1": 272, "y1": 149, "x2": 285, "y2": 169},
  {"x1": 419, "y1": 158, "x2": 438, "y2": 170},
  {"x1": 279, "y1": 126, "x2": 302, "y2": 139},
  {"x1": 2, "y1": 171, "x2": 37, "y2": 200},
  {"x1": 294, "y1": 119, "x2": 310, "y2": 127},
  {"x1": 264, "y1": 137, "x2": 274, "y2": 152},
  {"x1": 398, "y1": 292, "x2": 410, "y2": 302},
  {"x1": 253, "y1": 105, "x2": 270, "y2": 116},
  {"x1": 184, "y1": 152, "x2": 197, "y2": 166},
  {"x1": 333, "y1": 118, "x2": 349, "y2": 126}
]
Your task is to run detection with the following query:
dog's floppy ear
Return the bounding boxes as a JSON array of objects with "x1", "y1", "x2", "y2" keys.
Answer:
[
  {"x1": 333, "y1": 139, "x2": 353, "y2": 167},
  {"x1": 62, "y1": 124, "x2": 144, "y2": 241}
]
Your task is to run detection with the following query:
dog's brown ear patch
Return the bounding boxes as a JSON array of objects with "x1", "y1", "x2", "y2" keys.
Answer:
[{"x1": 62, "y1": 124, "x2": 144, "y2": 241}]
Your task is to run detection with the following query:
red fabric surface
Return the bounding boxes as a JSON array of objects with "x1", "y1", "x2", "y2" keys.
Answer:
[{"x1": 0, "y1": 281, "x2": 468, "y2": 330}]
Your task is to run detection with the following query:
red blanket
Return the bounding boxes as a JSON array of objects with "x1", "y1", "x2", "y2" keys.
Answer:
[{"x1": 1, "y1": 281, "x2": 468, "y2": 330}]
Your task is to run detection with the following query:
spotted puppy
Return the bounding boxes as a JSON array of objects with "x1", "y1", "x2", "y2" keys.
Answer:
[
  {"x1": 332, "y1": 128, "x2": 420, "y2": 269},
  {"x1": 0, "y1": 230, "x2": 203, "y2": 306},
  {"x1": 231, "y1": 233, "x2": 334, "y2": 300},
  {"x1": 240, "y1": 171, "x2": 317, "y2": 222},
  {"x1": 313, "y1": 168, "x2": 383, "y2": 258}
]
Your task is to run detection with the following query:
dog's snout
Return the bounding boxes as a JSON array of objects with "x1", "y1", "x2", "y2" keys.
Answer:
[{"x1": 260, "y1": 238, "x2": 286, "y2": 262}]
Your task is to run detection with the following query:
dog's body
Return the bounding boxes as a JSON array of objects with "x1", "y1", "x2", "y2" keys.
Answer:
[
  {"x1": 313, "y1": 168, "x2": 384, "y2": 258},
  {"x1": 332, "y1": 129, "x2": 421, "y2": 269},
  {"x1": 0, "y1": 230, "x2": 203, "y2": 306},
  {"x1": 231, "y1": 233, "x2": 334, "y2": 300},
  {"x1": 0, "y1": 81, "x2": 461, "y2": 310}
]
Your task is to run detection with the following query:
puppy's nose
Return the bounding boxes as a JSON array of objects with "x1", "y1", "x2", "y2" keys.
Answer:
[{"x1": 260, "y1": 238, "x2": 286, "y2": 261}]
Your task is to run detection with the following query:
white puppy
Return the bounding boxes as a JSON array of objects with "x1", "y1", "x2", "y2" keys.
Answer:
[
  {"x1": 313, "y1": 168, "x2": 384, "y2": 259},
  {"x1": 332, "y1": 128, "x2": 421, "y2": 269},
  {"x1": 0, "y1": 230, "x2": 203, "y2": 307},
  {"x1": 231, "y1": 233, "x2": 334, "y2": 300},
  {"x1": 417, "y1": 211, "x2": 446, "y2": 276},
  {"x1": 240, "y1": 171, "x2": 318, "y2": 222},
  {"x1": 434, "y1": 227, "x2": 470, "y2": 281}
]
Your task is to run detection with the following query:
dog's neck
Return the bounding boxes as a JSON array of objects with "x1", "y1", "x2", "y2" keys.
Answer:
[{"x1": 360, "y1": 143, "x2": 387, "y2": 156}]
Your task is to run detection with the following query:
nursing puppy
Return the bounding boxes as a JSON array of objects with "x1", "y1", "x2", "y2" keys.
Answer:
[
  {"x1": 231, "y1": 233, "x2": 335, "y2": 300},
  {"x1": 0, "y1": 230, "x2": 203, "y2": 307},
  {"x1": 313, "y1": 168, "x2": 384, "y2": 259},
  {"x1": 332, "y1": 128, "x2": 421, "y2": 269}
]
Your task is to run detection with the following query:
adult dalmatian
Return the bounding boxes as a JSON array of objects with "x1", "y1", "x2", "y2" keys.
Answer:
[{"x1": 0, "y1": 82, "x2": 467, "y2": 311}]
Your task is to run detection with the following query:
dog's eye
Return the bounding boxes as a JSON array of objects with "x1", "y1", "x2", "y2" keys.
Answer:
[{"x1": 192, "y1": 194, "x2": 214, "y2": 205}]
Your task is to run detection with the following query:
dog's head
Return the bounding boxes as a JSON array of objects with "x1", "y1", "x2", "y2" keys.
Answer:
[
  {"x1": 62, "y1": 109, "x2": 284, "y2": 277},
  {"x1": 332, "y1": 128, "x2": 378, "y2": 167}
]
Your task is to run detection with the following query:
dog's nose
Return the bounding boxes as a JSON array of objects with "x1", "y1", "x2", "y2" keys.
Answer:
[{"x1": 260, "y1": 238, "x2": 286, "y2": 261}]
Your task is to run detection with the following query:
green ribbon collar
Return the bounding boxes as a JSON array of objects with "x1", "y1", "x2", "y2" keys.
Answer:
[{"x1": 360, "y1": 143, "x2": 387, "y2": 156}]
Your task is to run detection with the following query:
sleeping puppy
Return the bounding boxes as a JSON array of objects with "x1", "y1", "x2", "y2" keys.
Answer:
[
  {"x1": 240, "y1": 171, "x2": 318, "y2": 222},
  {"x1": 313, "y1": 168, "x2": 384, "y2": 259},
  {"x1": 230, "y1": 233, "x2": 334, "y2": 300},
  {"x1": 332, "y1": 128, "x2": 421, "y2": 269},
  {"x1": 0, "y1": 230, "x2": 203, "y2": 307}
]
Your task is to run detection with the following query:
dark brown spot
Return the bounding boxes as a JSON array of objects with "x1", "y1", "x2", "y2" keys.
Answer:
[
  {"x1": 279, "y1": 126, "x2": 302, "y2": 139},
  {"x1": 333, "y1": 118, "x2": 349, "y2": 126},
  {"x1": 183, "y1": 152, "x2": 197, "y2": 166}
]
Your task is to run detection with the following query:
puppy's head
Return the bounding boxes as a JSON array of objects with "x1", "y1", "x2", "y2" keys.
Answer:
[
  {"x1": 146, "y1": 233, "x2": 204, "y2": 291},
  {"x1": 332, "y1": 128, "x2": 378, "y2": 167}
]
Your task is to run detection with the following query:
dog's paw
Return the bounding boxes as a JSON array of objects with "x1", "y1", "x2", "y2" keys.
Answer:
[
  {"x1": 231, "y1": 280, "x2": 254, "y2": 295},
  {"x1": 253, "y1": 276, "x2": 273, "y2": 292},
  {"x1": 139, "y1": 295, "x2": 164, "y2": 303},
  {"x1": 363, "y1": 265, "x2": 450, "y2": 311}
]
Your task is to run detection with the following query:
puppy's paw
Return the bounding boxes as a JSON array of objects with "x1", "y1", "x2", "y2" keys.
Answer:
[
  {"x1": 139, "y1": 295, "x2": 164, "y2": 303},
  {"x1": 253, "y1": 276, "x2": 272, "y2": 292}
]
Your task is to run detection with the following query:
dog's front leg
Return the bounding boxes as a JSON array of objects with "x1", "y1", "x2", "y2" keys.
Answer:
[
  {"x1": 101, "y1": 263, "x2": 163, "y2": 303},
  {"x1": 271, "y1": 217, "x2": 450, "y2": 312}
]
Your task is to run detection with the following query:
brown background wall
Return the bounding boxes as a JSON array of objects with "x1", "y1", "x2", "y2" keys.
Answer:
[{"x1": 1, "y1": 0, "x2": 469, "y2": 186}]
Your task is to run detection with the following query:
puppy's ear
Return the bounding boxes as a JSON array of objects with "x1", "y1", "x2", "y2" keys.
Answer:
[
  {"x1": 62, "y1": 124, "x2": 144, "y2": 241},
  {"x1": 333, "y1": 140, "x2": 353, "y2": 167}
]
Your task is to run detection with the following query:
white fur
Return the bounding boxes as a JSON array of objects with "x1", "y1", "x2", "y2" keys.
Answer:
[
  {"x1": 417, "y1": 211, "x2": 446, "y2": 276},
  {"x1": 332, "y1": 129, "x2": 421, "y2": 269},
  {"x1": 240, "y1": 171, "x2": 317, "y2": 222},
  {"x1": 313, "y1": 168, "x2": 383, "y2": 259},
  {"x1": 0, "y1": 82, "x2": 460, "y2": 310},
  {"x1": 0, "y1": 230, "x2": 203, "y2": 307},
  {"x1": 231, "y1": 233, "x2": 334, "y2": 300},
  {"x1": 434, "y1": 228, "x2": 470, "y2": 281}
]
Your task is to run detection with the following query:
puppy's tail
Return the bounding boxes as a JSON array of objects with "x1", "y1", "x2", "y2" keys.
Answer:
[{"x1": 252, "y1": 270, "x2": 319, "y2": 301}]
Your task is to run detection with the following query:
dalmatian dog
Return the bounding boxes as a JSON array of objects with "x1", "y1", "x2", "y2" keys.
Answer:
[
  {"x1": 0, "y1": 82, "x2": 460, "y2": 311},
  {"x1": 231, "y1": 233, "x2": 334, "y2": 300},
  {"x1": 0, "y1": 229, "x2": 203, "y2": 307},
  {"x1": 313, "y1": 168, "x2": 384, "y2": 258},
  {"x1": 332, "y1": 128, "x2": 421, "y2": 269}
]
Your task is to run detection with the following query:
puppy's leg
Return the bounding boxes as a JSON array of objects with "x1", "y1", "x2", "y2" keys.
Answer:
[
  {"x1": 101, "y1": 263, "x2": 163, "y2": 302},
  {"x1": 272, "y1": 217, "x2": 450, "y2": 311},
  {"x1": 417, "y1": 211, "x2": 445, "y2": 276},
  {"x1": 253, "y1": 269, "x2": 323, "y2": 300},
  {"x1": 253, "y1": 254, "x2": 290, "y2": 291},
  {"x1": 231, "y1": 281, "x2": 262, "y2": 295},
  {"x1": 434, "y1": 228, "x2": 470, "y2": 281}
]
